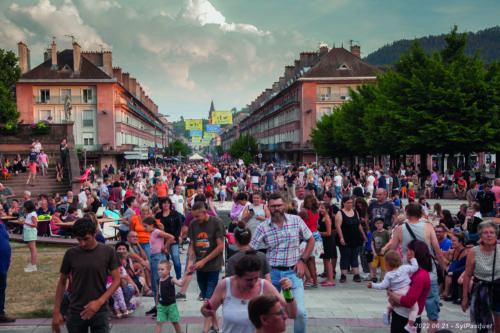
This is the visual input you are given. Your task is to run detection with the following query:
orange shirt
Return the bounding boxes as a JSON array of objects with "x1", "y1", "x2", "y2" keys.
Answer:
[
  {"x1": 155, "y1": 182, "x2": 168, "y2": 198},
  {"x1": 131, "y1": 216, "x2": 150, "y2": 244}
]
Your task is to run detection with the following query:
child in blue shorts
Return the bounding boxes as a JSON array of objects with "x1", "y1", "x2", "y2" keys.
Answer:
[{"x1": 155, "y1": 260, "x2": 189, "y2": 333}]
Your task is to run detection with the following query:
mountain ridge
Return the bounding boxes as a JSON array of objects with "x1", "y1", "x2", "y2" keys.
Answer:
[{"x1": 364, "y1": 26, "x2": 500, "y2": 65}]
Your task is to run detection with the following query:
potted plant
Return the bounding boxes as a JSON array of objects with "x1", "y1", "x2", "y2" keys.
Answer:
[
  {"x1": 0, "y1": 123, "x2": 19, "y2": 135},
  {"x1": 30, "y1": 122, "x2": 51, "y2": 134}
]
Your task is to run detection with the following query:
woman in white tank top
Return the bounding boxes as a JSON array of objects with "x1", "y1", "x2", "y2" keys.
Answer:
[{"x1": 200, "y1": 252, "x2": 298, "y2": 333}]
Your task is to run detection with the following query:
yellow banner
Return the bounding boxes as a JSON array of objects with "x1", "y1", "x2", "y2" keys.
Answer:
[
  {"x1": 212, "y1": 111, "x2": 233, "y2": 125},
  {"x1": 191, "y1": 136, "x2": 202, "y2": 143},
  {"x1": 204, "y1": 133, "x2": 216, "y2": 139},
  {"x1": 185, "y1": 119, "x2": 202, "y2": 130}
]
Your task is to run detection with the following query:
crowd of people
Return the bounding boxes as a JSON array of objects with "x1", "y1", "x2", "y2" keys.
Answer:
[{"x1": 1, "y1": 158, "x2": 500, "y2": 333}]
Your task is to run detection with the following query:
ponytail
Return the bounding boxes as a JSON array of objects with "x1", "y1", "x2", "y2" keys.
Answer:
[{"x1": 143, "y1": 216, "x2": 160, "y2": 229}]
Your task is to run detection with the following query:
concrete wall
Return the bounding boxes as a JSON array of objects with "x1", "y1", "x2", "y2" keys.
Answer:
[{"x1": 96, "y1": 83, "x2": 116, "y2": 150}]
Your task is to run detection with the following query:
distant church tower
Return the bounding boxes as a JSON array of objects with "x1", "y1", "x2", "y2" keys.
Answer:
[{"x1": 209, "y1": 100, "x2": 215, "y2": 124}]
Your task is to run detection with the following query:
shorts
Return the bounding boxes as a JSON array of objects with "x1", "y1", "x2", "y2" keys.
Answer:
[
  {"x1": 425, "y1": 280, "x2": 440, "y2": 321},
  {"x1": 23, "y1": 228, "x2": 37, "y2": 242},
  {"x1": 401, "y1": 187, "x2": 407, "y2": 193},
  {"x1": 157, "y1": 303, "x2": 180, "y2": 323},
  {"x1": 372, "y1": 255, "x2": 386, "y2": 270},
  {"x1": 29, "y1": 172, "x2": 36, "y2": 181}
]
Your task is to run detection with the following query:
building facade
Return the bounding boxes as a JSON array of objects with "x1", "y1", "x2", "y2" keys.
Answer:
[
  {"x1": 16, "y1": 40, "x2": 168, "y2": 168},
  {"x1": 233, "y1": 44, "x2": 380, "y2": 164}
]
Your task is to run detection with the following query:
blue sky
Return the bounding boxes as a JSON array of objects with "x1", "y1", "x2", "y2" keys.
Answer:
[{"x1": 0, "y1": 0, "x2": 499, "y2": 121}]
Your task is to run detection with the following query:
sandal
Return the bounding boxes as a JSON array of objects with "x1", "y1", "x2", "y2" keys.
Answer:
[
  {"x1": 143, "y1": 289, "x2": 154, "y2": 297},
  {"x1": 318, "y1": 272, "x2": 327, "y2": 278},
  {"x1": 320, "y1": 282, "x2": 336, "y2": 287}
]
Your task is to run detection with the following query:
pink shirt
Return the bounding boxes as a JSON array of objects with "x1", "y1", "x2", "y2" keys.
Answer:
[
  {"x1": 39, "y1": 154, "x2": 48, "y2": 164},
  {"x1": 492, "y1": 186, "x2": 500, "y2": 202},
  {"x1": 149, "y1": 229, "x2": 163, "y2": 254},
  {"x1": 29, "y1": 163, "x2": 38, "y2": 173}
]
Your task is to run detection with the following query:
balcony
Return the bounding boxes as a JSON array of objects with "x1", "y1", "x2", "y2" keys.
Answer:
[
  {"x1": 34, "y1": 95, "x2": 96, "y2": 104},
  {"x1": 317, "y1": 94, "x2": 350, "y2": 102}
]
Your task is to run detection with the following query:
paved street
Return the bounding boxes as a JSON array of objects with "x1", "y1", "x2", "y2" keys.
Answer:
[{"x1": 1, "y1": 199, "x2": 474, "y2": 332}]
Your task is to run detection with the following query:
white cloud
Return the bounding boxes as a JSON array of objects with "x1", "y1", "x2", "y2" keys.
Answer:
[
  {"x1": 8, "y1": 0, "x2": 109, "y2": 50},
  {"x1": 182, "y1": 0, "x2": 269, "y2": 36},
  {"x1": 0, "y1": 16, "x2": 31, "y2": 49},
  {"x1": 82, "y1": 0, "x2": 121, "y2": 11}
]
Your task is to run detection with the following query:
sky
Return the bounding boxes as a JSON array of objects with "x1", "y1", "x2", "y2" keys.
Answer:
[{"x1": 0, "y1": 0, "x2": 499, "y2": 121}]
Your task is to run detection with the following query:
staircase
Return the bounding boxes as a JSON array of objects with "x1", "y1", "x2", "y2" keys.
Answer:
[{"x1": 2, "y1": 167, "x2": 72, "y2": 201}]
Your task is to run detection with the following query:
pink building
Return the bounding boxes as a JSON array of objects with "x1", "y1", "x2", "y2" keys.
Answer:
[
  {"x1": 16, "y1": 40, "x2": 167, "y2": 169},
  {"x1": 232, "y1": 44, "x2": 380, "y2": 164}
]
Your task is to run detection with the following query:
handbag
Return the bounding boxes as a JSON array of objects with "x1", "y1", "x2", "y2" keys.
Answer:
[{"x1": 490, "y1": 246, "x2": 500, "y2": 304}]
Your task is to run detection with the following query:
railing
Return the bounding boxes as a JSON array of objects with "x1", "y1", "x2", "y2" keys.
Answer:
[
  {"x1": 317, "y1": 94, "x2": 350, "y2": 101},
  {"x1": 34, "y1": 95, "x2": 96, "y2": 104}
]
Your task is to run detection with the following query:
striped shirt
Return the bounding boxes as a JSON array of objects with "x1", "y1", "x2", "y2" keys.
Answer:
[{"x1": 250, "y1": 213, "x2": 312, "y2": 267}]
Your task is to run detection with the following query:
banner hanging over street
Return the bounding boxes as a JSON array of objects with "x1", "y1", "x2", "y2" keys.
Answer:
[
  {"x1": 185, "y1": 119, "x2": 202, "y2": 130},
  {"x1": 206, "y1": 124, "x2": 221, "y2": 133},
  {"x1": 211, "y1": 111, "x2": 233, "y2": 125},
  {"x1": 190, "y1": 130, "x2": 203, "y2": 137}
]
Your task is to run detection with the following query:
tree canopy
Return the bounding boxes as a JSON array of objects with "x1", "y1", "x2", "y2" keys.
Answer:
[
  {"x1": 311, "y1": 26, "x2": 500, "y2": 172},
  {"x1": 228, "y1": 134, "x2": 258, "y2": 165},
  {"x1": 0, "y1": 49, "x2": 21, "y2": 124},
  {"x1": 165, "y1": 139, "x2": 192, "y2": 157}
]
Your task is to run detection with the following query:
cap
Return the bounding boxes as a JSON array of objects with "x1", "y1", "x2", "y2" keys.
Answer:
[{"x1": 108, "y1": 200, "x2": 116, "y2": 205}]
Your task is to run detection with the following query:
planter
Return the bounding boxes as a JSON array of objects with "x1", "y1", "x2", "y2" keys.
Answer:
[
  {"x1": 0, "y1": 127, "x2": 19, "y2": 135},
  {"x1": 30, "y1": 126, "x2": 51, "y2": 135}
]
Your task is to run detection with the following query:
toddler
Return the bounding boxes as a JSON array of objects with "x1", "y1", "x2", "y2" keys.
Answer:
[
  {"x1": 367, "y1": 250, "x2": 419, "y2": 333},
  {"x1": 106, "y1": 269, "x2": 131, "y2": 318},
  {"x1": 155, "y1": 260, "x2": 189, "y2": 333}
]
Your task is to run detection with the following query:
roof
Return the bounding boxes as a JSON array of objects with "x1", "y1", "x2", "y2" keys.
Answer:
[
  {"x1": 20, "y1": 49, "x2": 112, "y2": 81},
  {"x1": 303, "y1": 47, "x2": 382, "y2": 78}
]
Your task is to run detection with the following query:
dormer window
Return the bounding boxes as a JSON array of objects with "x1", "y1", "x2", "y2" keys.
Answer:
[{"x1": 338, "y1": 63, "x2": 350, "y2": 70}]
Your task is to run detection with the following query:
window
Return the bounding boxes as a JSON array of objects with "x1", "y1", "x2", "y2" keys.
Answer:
[
  {"x1": 41, "y1": 89, "x2": 50, "y2": 103},
  {"x1": 84, "y1": 137, "x2": 94, "y2": 145},
  {"x1": 40, "y1": 110, "x2": 51, "y2": 122},
  {"x1": 318, "y1": 87, "x2": 331, "y2": 101},
  {"x1": 83, "y1": 89, "x2": 93, "y2": 103},
  {"x1": 83, "y1": 110, "x2": 94, "y2": 127},
  {"x1": 317, "y1": 107, "x2": 332, "y2": 121},
  {"x1": 61, "y1": 89, "x2": 71, "y2": 100}
]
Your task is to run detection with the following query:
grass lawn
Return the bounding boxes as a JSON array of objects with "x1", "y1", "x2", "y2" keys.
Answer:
[{"x1": 6, "y1": 245, "x2": 67, "y2": 318}]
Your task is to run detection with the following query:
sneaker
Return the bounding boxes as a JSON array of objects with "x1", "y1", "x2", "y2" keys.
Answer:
[
  {"x1": 404, "y1": 323, "x2": 417, "y2": 333},
  {"x1": 145, "y1": 306, "x2": 157, "y2": 315},
  {"x1": 198, "y1": 292, "x2": 204, "y2": 301},
  {"x1": 24, "y1": 264, "x2": 37, "y2": 273},
  {"x1": 371, "y1": 277, "x2": 378, "y2": 283},
  {"x1": 353, "y1": 274, "x2": 362, "y2": 283},
  {"x1": 176, "y1": 292, "x2": 187, "y2": 301},
  {"x1": 339, "y1": 274, "x2": 347, "y2": 283},
  {"x1": 382, "y1": 311, "x2": 390, "y2": 325}
]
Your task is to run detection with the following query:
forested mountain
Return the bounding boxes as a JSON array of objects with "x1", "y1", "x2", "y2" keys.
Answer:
[{"x1": 365, "y1": 26, "x2": 500, "y2": 65}]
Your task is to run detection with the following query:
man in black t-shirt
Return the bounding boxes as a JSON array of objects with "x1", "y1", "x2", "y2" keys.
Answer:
[
  {"x1": 475, "y1": 183, "x2": 499, "y2": 217},
  {"x1": 185, "y1": 171, "x2": 196, "y2": 197},
  {"x1": 286, "y1": 168, "x2": 297, "y2": 199},
  {"x1": 60, "y1": 139, "x2": 67, "y2": 167},
  {"x1": 52, "y1": 218, "x2": 121, "y2": 333},
  {"x1": 367, "y1": 189, "x2": 397, "y2": 231}
]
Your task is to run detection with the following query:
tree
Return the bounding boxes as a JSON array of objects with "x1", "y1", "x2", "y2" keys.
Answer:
[
  {"x1": 166, "y1": 139, "x2": 192, "y2": 157},
  {"x1": 229, "y1": 134, "x2": 258, "y2": 161},
  {"x1": 0, "y1": 49, "x2": 21, "y2": 124}
]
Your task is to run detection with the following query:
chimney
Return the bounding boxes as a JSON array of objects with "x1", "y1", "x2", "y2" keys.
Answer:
[
  {"x1": 294, "y1": 60, "x2": 301, "y2": 77},
  {"x1": 300, "y1": 52, "x2": 318, "y2": 68},
  {"x1": 129, "y1": 77, "x2": 137, "y2": 95},
  {"x1": 350, "y1": 44, "x2": 361, "y2": 58},
  {"x1": 122, "y1": 72, "x2": 130, "y2": 90},
  {"x1": 278, "y1": 76, "x2": 286, "y2": 89},
  {"x1": 73, "y1": 42, "x2": 81, "y2": 74},
  {"x1": 113, "y1": 67, "x2": 122, "y2": 83},
  {"x1": 284, "y1": 65, "x2": 295, "y2": 84},
  {"x1": 319, "y1": 45, "x2": 329, "y2": 58},
  {"x1": 17, "y1": 42, "x2": 27, "y2": 74},
  {"x1": 27, "y1": 48, "x2": 31, "y2": 71},
  {"x1": 51, "y1": 40, "x2": 57, "y2": 70},
  {"x1": 103, "y1": 51, "x2": 112, "y2": 75},
  {"x1": 272, "y1": 81, "x2": 280, "y2": 92}
]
